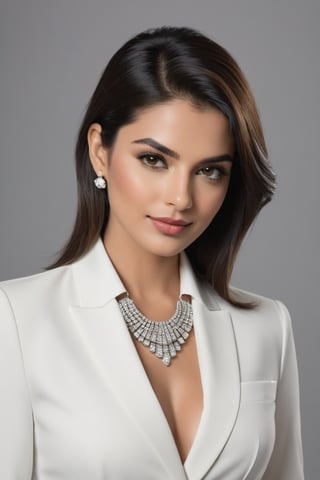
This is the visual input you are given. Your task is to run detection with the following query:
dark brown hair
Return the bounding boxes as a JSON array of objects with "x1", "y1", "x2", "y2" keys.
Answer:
[{"x1": 47, "y1": 26, "x2": 276, "y2": 308}]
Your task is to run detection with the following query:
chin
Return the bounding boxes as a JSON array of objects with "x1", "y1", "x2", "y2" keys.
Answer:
[{"x1": 143, "y1": 239, "x2": 194, "y2": 258}]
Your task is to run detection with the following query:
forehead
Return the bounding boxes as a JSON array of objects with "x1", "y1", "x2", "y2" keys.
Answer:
[{"x1": 116, "y1": 99, "x2": 234, "y2": 154}]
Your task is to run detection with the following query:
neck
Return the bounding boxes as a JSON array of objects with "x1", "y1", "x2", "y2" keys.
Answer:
[{"x1": 102, "y1": 230, "x2": 181, "y2": 304}]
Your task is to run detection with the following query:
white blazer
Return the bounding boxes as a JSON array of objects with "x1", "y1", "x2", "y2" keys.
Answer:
[{"x1": 0, "y1": 238, "x2": 304, "y2": 480}]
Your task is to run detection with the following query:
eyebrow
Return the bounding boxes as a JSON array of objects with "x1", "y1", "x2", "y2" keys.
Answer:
[{"x1": 132, "y1": 137, "x2": 233, "y2": 163}]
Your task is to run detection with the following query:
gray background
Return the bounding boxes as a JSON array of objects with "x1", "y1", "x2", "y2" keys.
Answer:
[{"x1": 1, "y1": 0, "x2": 319, "y2": 477}]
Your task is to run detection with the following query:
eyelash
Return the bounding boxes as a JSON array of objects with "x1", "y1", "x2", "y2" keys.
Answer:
[
  {"x1": 137, "y1": 152, "x2": 228, "y2": 182},
  {"x1": 197, "y1": 165, "x2": 228, "y2": 181},
  {"x1": 138, "y1": 153, "x2": 166, "y2": 169}
]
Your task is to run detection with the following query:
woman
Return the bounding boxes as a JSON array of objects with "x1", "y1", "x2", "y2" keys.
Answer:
[{"x1": 0, "y1": 27, "x2": 304, "y2": 479}]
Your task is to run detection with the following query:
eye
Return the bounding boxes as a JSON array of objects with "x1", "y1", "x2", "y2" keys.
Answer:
[
  {"x1": 197, "y1": 165, "x2": 227, "y2": 181},
  {"x1": 138, "y1": 153, "x2": 166, "y2": 169}
]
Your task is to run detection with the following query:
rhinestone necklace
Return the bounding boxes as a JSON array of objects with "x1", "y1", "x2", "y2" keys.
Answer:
[{"x1": 118, "y1": 295, "x2": 193, "y2": 366}]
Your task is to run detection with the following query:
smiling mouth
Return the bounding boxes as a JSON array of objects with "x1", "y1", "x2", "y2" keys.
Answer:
[
  {"x1": 149, "y1": 216, "x2": 191, "y2": 226},
  {"x1": 148, "y1": 216, "x2": 192, "y2": 235}
]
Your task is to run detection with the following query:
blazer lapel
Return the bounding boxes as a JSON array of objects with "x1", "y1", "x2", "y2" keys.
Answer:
[
  {"x1": 70, "y1": 239, "x2": 240, "y2": 480},
  {"x1": 70, "y1": 240, "x2": 187, "y2": 480},
  {"x1": 183, "y1": 298, "x2": 241, "y2": 480}
]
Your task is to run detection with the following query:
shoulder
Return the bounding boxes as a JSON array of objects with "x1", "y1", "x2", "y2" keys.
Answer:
[
  {"x1": 213, "y1": 286, "x2": 296, "y2": 380},
  {"x1": 0, "y1": 265, "x2": 69, "y2": 293},
  {"x1": 218, "y1": 285, "x2": 290, "y2": 317},
  {"x1": 0, "y1": 264, "x2": 74, "y2": 311},
  {"x1": 208, "y1": 284, "x2": 293, "y2": 340}
]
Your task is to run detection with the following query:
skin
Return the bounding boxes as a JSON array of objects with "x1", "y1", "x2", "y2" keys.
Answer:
[{"x1": 88, "y1": 98, "x2": 234, "y2": 463}]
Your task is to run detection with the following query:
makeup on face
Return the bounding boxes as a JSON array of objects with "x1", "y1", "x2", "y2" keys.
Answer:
[{"x1": 103, "y1": 99, "x2": 234, "y2": 259}]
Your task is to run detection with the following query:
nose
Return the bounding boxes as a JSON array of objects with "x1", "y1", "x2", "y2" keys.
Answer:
[{"x1": 163, "y1": 171, "x2": 193, "y2": 211}]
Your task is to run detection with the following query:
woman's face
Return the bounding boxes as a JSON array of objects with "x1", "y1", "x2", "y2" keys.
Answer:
[{"x1": 99, "y1": 99, "x2": 234, "y2": 258}]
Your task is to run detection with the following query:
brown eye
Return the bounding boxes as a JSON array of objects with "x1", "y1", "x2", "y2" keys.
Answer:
[
  {"x1": 139, "y1": 153, "x2": 166, "y2": 168},
  {"x1": 197, "y1": 166, "x2": 226, "y2": 180}
]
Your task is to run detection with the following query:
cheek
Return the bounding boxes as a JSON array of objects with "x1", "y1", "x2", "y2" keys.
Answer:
[
  {"x1": 109, "y1": 159, "x2": 149, "y2": 203},
  {"x1": 197, "y1": 184, "x2": 229, "y2": 221}
]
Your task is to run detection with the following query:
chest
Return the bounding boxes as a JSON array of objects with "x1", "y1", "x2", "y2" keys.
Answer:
[
  {"x1": 19, "y1": 297, "x2": 281, "y2": 479},
  {"x1": 133, "y1": 328, "x2": 203, "y2": 463}
]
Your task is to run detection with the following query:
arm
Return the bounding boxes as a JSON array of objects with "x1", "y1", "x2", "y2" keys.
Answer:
[
  {"x1": 262, "y1": 300, "x2": 304, "y2": 479},
  {"x1": 0, "y1": 288, "x2": 34, "y2": 479}
]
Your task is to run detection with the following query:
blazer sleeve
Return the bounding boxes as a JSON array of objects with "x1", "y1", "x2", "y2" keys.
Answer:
[
  {"x1": 262, "y1": 300, "x2": 304, "y2": 480},
  {"x1": 0, "y1": 287, "x2": 34, "y2": 479}
]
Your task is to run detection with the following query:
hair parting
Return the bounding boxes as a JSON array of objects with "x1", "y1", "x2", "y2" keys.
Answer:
[{"x1": 46, "y1": 26, "x2": 276, "y2": 308}]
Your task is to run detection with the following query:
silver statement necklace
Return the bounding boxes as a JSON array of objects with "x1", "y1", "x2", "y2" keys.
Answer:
[{"x1": 118, "y1": 295, "x2": 193, "y2": 366}]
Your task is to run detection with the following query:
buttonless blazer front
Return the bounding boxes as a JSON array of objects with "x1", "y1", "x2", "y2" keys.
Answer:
[{"x1": 0, "y1": 239, "x2": 304, "y2": 479}]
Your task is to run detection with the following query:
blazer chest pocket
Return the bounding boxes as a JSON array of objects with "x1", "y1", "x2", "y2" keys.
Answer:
[{"x1": 240, "y1": 380, "x2": 277, "y2": 403}]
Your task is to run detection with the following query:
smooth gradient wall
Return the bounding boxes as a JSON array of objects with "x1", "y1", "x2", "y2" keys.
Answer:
[{"x1": 1, "y1": 1, "x2": 319, "y2": 477}]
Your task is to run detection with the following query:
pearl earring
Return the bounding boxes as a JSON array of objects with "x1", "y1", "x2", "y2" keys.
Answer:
[{"x1": 94, "y1": 171, "x2": 106, "y2": 189}]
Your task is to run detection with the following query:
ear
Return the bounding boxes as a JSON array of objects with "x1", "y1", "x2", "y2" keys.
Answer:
[{"x1": 87, "y1": 123, "x2": 109, "y2": 179}]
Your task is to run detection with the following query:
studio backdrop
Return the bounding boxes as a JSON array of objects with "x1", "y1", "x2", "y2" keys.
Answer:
[{"x1": 0, "y1": 1, "x2": 319, "y2": 478}]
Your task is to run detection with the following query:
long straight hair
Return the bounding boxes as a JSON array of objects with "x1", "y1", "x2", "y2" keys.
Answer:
[{"x1": 47, "y1": 26, "x2": 276, "y2": 308}]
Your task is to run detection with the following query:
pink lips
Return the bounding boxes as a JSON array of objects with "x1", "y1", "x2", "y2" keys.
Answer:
[{"x1": 149, "y1": 216, "x2": 191, "y2": 235}]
